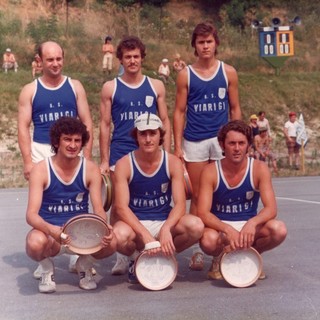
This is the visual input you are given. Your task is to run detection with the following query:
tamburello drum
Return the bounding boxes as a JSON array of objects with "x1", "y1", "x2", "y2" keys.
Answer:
[
  {"x1": 220, "y1": 247, "x2": 263, "y2": 288},
  {"x1": 62, "y1": 214, "x2": 109, "y2": 255},
  {"x1": 182, "y1": 164, "x2": 193, "y2": 200},
  {"x1": 135, "y1": 242, "x2": 178, "y2": 291},
  {"x1": 101, "y1": 174, "x2": 112, "y2": 212}
]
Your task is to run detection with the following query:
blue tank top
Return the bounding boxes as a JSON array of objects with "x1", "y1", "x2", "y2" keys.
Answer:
[
  {"x1": 110, "y1": 76, "x2": 158, "y2": 166},
  {"x1": 128, "y1": 150, "x2": 172, "y2": 221},
  {"x1": 32, "y1": 77, "x2": 78, "y2": 144},
  {"x1": 184, "y1": 61, "x2": 229, "y2": 141},
  {"x1": 211, "y1": 157, "x2": 260, "y2": 221},
  {"x1": 39, "y1": 157, "x2": 89, "y2": 226}
]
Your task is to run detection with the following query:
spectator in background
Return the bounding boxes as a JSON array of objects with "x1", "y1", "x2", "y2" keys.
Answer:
[
  {"x1": 283, "y1": 111, "x2": 301, "y2": 170},
  {"x1": 102, "y1": 36, "x2": 114, "y2": 75},
  {"x1": 248, "y1": 114, "x2": 259, "y2": 158},
  {"x1": 158, "y1": 58, "x2": 170, "y2": 83},
  {"x1": 172, "y1": 53, "x2": 186, "y2": 73},
  {"x1": 257, "y1": 111, "x2": 271, "y2": 138},
  {"x1": 254, "y1": 126, "x2": 278, "y2": 174},
  {"x1": 249, "y1": 114, "x2": 260, "y2": 137},
  {"x1": 2, "y1": 48, "x2": 18, "y2": 73},
  {"x1": 31, "y1": 54, "x2": 42, "y2": 79}
]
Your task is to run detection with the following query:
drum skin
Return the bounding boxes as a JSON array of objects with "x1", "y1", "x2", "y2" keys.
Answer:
[
  {"x1": 135, "y1": 251, "x2": 178, "y2": 291},
  {"x1": 62, "y1": 214, "x2": 109, "y2": 255},
  {"x1": 220, "y1": 247, "x2": 263, "y2": 288}
]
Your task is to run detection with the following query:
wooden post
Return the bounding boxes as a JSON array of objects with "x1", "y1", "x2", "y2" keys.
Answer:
[{"x1": 301, "y1": 139, "x2": 305, "y2": 173}]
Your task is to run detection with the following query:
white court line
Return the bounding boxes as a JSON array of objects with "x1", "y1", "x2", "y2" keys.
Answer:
[{"x1": 276, "y1": 197, "x2": 320, "y2": 205}]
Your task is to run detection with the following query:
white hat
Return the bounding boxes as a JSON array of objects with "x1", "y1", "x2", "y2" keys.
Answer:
[
  {"x1": 6, "y1": 48, "x2": 11, "y2": 52},
  {"x1": 162, "y1": 58, "x2": 168, "y2": 63},
  {"x1": 134, "y1": 113, "x2": 162, "y2": 131}
]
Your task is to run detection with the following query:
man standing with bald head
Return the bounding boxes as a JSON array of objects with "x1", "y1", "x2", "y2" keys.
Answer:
[
  {"x1": 18, "y1": 41, "x2": 93, "y2": 181},
  {"x1": 18, "y1": 41, "x2": 93, "y2": 278}
]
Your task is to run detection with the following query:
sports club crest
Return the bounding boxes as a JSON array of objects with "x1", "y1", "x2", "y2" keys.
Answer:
[
  {"x1": 76, "y1": 192, "x2": 85, "y2": 203},
  {"x1": 218, "y1": 88, "x2": 226, "y2": 99},
  {"x1": 246, "y1": 191, "x2": 254, "y2": 200},
  {"x1": 145, "y1": 96, "x2": 154, "y2": 108},
  {"x1": 161, "y1": 182, "x2": 169, "y2": 193}
]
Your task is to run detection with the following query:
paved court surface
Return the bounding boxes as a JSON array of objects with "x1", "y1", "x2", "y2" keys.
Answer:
[{"x1": 0, "y1": 176, "x2": 320, "y2": 320}]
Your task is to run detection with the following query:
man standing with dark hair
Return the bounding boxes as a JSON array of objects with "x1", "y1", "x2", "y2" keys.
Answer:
[
  {"x1": 99, "y1": 35, "x2": 171, "y2": 275},
  {"x1": 173, "y1": 22, "x2": 241, "y2": 270}
]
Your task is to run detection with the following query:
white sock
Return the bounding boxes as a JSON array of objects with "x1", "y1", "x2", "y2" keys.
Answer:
[
  {"x1": 39, "y1": 258, "x2": 53, "y2": 272},
  {"x1": 77, "y1": 255, "x2": 97, "y2": 271}
]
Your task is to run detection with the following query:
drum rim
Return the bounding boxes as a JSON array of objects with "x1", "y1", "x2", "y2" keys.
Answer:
[
  {"x1": 102, "y1": 174, "x2": 112, "y2": 212},
  {"x1": 220, "y1": 247, "x2": 262, "y2": 288},
  {"x1": 182, "y1": 164, "x2": 193, "y2": 200},
  {"x1": 135, "y1": 251, "x2": 178, "y2": 291},
  {"x1": 62, "y1": 213, "x2": 109, "y2": 255}
]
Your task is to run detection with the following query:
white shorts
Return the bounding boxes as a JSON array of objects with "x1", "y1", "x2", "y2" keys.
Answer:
[
  {"x1": 140, "y1": 220, "x2": 166, "y2": 238},
  {"x1": 183, "y1": 137, "x2": 223, "y2": 162},
  {"x1": 31, "y1": 142, "x2": 54, "y2": 163},
  {"x1": 102, "y1": 53, "x2": 113, "y2": 70},
  {"x1": 222, "y1": 220, "x2": 247, "y2": 232}
]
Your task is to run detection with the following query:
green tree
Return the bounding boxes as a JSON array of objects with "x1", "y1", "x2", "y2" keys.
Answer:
[{"x1": 26, "y1": 15, "x2": 62, "y2": 47}]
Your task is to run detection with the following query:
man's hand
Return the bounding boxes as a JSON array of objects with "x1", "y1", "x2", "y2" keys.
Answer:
[
  {"x1": 158, "y1": 227, "x2": 176, "y2": 256},
  {"x1": 23, "y1": 162, "x2": 34, "y2": 180},
  {"x1": 239, "y1": 220, "x2": 257, "y2": 249}
]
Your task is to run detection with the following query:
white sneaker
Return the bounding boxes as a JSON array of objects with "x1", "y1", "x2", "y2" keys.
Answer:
[
  {"x1": 38, "y1": 259, "x2": 56, "y2": 293},
  {"x1": 76, "y1": 258, "x2": 97, "y2": 290},
  {"x1": 39, "y1": 271, "x2": 56, "y2": 293},
  {"x1": 33, "y1": 264, "x2": 43, "y2": 279},
  {"x1": 111, "y1": 254, "x2": 129, "y2": 275}
]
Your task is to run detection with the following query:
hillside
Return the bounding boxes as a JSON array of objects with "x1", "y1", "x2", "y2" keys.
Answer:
[{"x1": 0, "y1": 0, "x2": 320, "y2": 187}]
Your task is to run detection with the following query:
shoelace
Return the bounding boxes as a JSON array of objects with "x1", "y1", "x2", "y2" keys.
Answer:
[
  {"x1": 40, "y1": 272, "x2": 54, "y2": 284},
  {"x1": 80, "y1": 270, "x2": 94, "y2": 281}
]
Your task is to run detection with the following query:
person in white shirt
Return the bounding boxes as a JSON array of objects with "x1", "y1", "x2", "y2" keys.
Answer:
[
  {"x1": 283, "y1": 111, "x2": 301, "y2": 169},
  {"x1": 158, "y1": 58, "x2": 170, "y2": 83},
  {"x1": 257, "y1": 111, "x2": 271, "y2": 138}
]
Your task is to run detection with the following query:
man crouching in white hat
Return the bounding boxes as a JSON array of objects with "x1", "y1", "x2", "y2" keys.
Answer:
[{"x1": 112, "y1": 113, "x2": 204, "y2": 284}]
